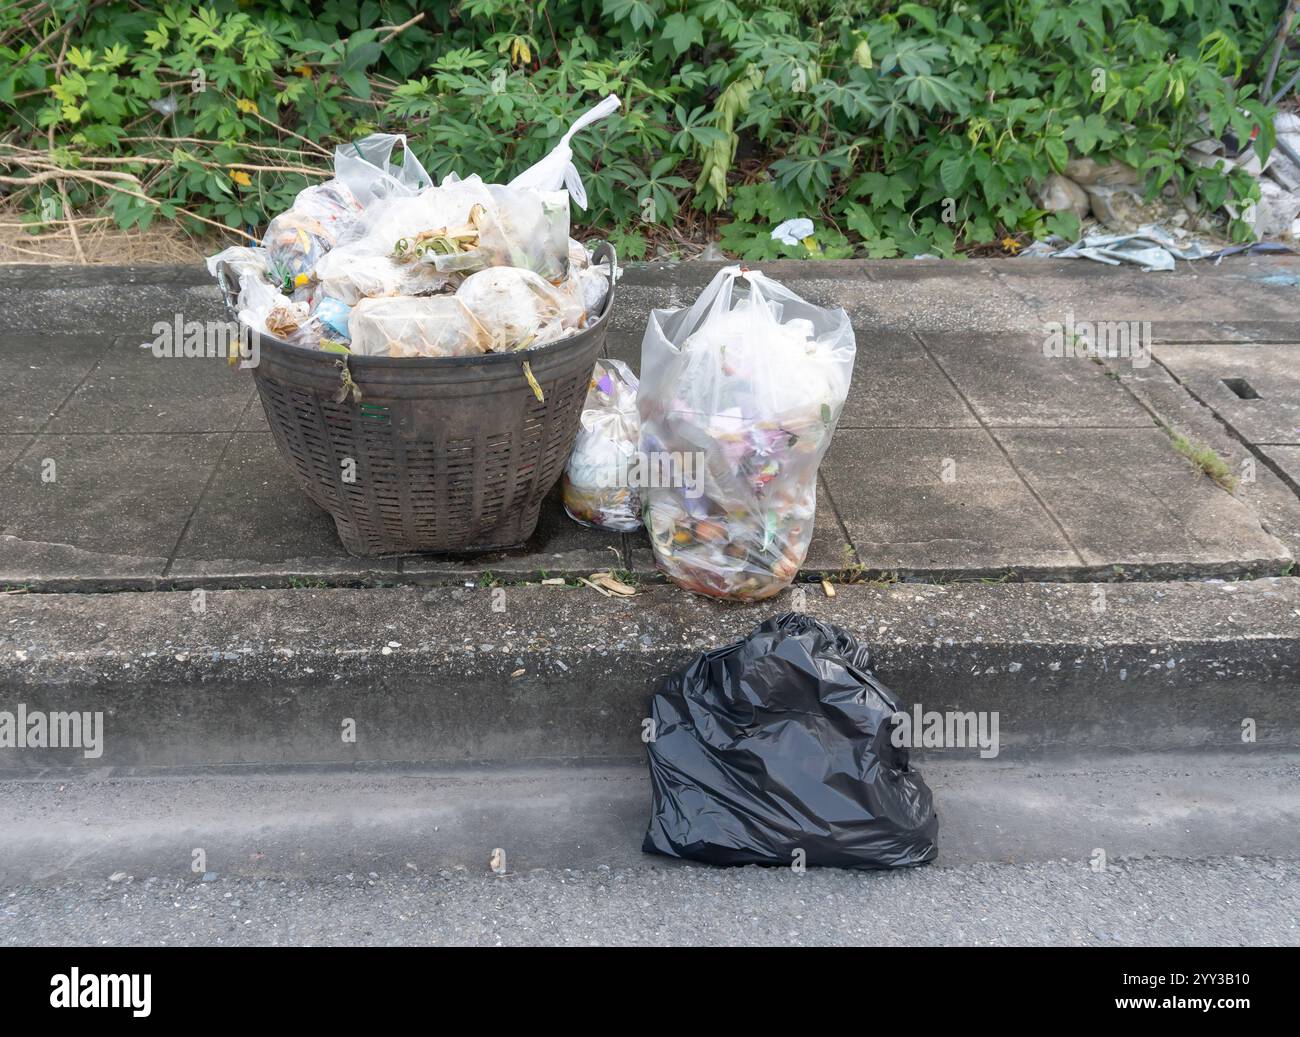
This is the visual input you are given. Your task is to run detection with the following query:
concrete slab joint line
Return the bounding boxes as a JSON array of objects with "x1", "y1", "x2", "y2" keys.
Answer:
[
  {"x1": 162, "y1": 390, "x2": 262, "y2": 578},
  {"x1": 909, "y1": 331, "x2": 1086, "y2": 565},
  {"x1": 1153, "y1": 347, "x2": 1300, "y2": 501}
]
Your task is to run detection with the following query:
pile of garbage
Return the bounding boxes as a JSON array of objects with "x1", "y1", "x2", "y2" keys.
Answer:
[
  {"x1": 207, "y1": 96, "x2": 620, "y2": 357},
  {"x1": 636, "y1": 267, "x2": 855, "y2": 601}
]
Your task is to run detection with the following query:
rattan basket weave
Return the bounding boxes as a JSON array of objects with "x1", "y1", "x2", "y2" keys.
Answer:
[{"x1": 218, "y1": 244, "x2": 616, "y2": 556}]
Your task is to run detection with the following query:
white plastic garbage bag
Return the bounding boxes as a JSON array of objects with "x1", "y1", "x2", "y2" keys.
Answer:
[
  {"x1": 334, "y1": 132, "x2": 432, "y2": 207},
  {"x1": 510, "y1": 94, "x2": 620, "y2": 210},
  {"x1": 638, "y1": 266, "x2": 855, "y2": 601},
  {"x1": 562, "y1": 359, "x2": 642, "y2": 531},
  {"x1": 314, "y1": 243, "x2": 455, "y2": 305}
]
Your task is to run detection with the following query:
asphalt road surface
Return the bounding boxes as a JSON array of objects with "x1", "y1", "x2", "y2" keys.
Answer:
[{"x1": 4, "y1": 855, "x2": 1297, "y2": 947}]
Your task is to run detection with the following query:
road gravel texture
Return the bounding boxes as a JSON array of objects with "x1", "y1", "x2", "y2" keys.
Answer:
[{"x1": 3, "y1": 856, "x2": 1297, "y2": 947}]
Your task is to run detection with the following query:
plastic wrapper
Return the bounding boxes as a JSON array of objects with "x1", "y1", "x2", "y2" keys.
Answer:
[
  {"x1": 568, "y1": 238, "x2": 591, "y2": 270},
  {"x1": 313, "y1": 296, "x2": 352, "y2": 343},
  {"x1": 638, "y1": 266, "x2": 855, "y2": 601},
  {"x1": 643, "y1": 612, "x2": 938, "y2": 869},
  {"x1": 334, "y1": 132, "x2": 432, "y2": 207},
  {"x1": 562, "y1": 359, "x2": 642, "y2": 531},
  {"x1": 349, "y1": 295, "x2": 490, "y2": 358},
  {"x1": 455, "y1": 266, "x2": 584, "y2": 350},
  {"x1": 237, "y1": 272, "x2": 321, "y2": 349}
]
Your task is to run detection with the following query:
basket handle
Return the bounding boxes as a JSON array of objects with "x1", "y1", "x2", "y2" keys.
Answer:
[
  {"x1": 215, "y1": 259, "x2": 241, "y2": 320},
  {"x1": 589, "y1": 240, "x2": 617, "y2": 322}
]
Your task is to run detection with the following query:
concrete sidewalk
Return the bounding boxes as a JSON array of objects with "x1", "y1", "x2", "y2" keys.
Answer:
[{"x1": 2, "y1": 257, "x2": 1300, "y2": 589}]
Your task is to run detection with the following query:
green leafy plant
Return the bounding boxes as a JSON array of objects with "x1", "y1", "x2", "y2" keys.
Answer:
[{"x1": 0, "y1": 0, "x2": 1289, "y2": 258}]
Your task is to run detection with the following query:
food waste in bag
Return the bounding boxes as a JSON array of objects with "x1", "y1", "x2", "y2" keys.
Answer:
[
  {"x1": 349, "y1": 296, "x2": 491, "y2": 358},
  {"x1": 562, "y1": 359, "x2": 642, "y2": 531},
  {"x1": 643, "y1": 612, "x2": 939, "y2": 869},
  {"x1": 637, "y1": 266, "x2": 855, "y2": 601},
  {"x1": 235, "y1": 275, "x2": 321, "y2": 350},
  {"x1": 209, "y1": 95, "x2": 621, "y2": 360},
  {"x1": 262, "y1": 180, "x2": 363, "y2": 294},
  {"x1": 455, "y1": 266, "x2": 584, "y2": 350}
]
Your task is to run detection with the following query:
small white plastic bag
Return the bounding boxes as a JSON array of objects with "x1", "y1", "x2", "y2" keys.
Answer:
[
  {"x1": 237, "y1": 273, "x2": 322, "y2": 349},
  {"x1": 206, "y1": 245, "x2": 268, "y2": 281},
  {"x1": 562, "y1": 359, "x2": 642, "y2": 531},
  {"x1": 637, "y1": 266, "x2": 855, "y2": 601},
  {"x1": 334, "y1": 133, "x2": 432, "y2": 207},
  {"x1": 555, "y1": 240, "x2": 616, "y2": 322},
  {"x1": 456, "y1": 266, "x2": 584, "y2": 350},
  {"x1": 510, "y1": 94, "x2": 620, "y2": 209}
]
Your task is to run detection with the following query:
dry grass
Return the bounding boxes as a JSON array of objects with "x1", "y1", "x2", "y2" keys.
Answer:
[{"x1": 0, "y1": 200, "x2": 223, "y2": 265}]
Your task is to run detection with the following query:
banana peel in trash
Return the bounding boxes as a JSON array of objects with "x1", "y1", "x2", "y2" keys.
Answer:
[{"x1": 392, "y1": 204, "x2": 485, "y2": 264}]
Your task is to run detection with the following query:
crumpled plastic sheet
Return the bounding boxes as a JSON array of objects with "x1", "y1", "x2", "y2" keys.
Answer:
[{"x1": 1019, "y1": 222, "x2": 1216, "y2": 272}]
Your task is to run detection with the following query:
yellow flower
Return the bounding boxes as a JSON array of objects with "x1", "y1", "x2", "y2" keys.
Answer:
[
  {"x1": 1001, "y1": 236, "x2": 1022, "y2": 254},
  {"x1": 295, "y1": 65, "x2": 313, "y2": 78},
  {"x1": 230, "y1": 169, "x2": 252, "y2": 187},
  {"x1": 509, "y1": 37, "x2": 531, "y2": 66},
  {"x1": 235, "y1": 97, "x2": 258, "y2": 115}
]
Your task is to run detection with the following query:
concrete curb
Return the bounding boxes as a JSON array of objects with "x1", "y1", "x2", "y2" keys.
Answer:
[{"x1": 2, "y1": 579, "x2": 1297, "y2": 769}]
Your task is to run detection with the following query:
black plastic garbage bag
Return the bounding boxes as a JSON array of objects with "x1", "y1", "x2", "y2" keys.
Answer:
[{"x1": 643, "y1": 612, "x2": 938, "y2": 869}]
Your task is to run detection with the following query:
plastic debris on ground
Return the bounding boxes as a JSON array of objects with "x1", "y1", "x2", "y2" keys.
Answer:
[
  {"x1": 580, "y1": 571, "x2": 637, "y2": 596},
  {"x1": 638, "y1": 266, "x2": 854, "y2": 601},
  {"x1": 770, "y1": 217, "x2": 814, "y2": 245},
  {"x1": 1019, "y1": 223, "x2": 1217, "y2": 272},
  {"x1": 1028, "y1": 110, "x2": 1300, "y2": 269},
  {"x1": 643, "y1": 612, "x2": 939, "y2": 869},
  {"x1": 562, "y1": 358, "x2": 642, "y2": 531},
  {"x1": 209, "y1": 95, "x2": 621, "y2": 359}
]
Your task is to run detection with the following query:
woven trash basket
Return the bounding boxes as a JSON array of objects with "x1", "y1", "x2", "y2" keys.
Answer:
[{"x1": 218, "y1": 243, "x2": 616, "y2": 556}]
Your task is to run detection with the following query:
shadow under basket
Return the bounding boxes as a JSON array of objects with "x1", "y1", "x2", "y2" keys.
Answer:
[{"x1": 218, "y1": 244, "x2": 616, "y2": 556}]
